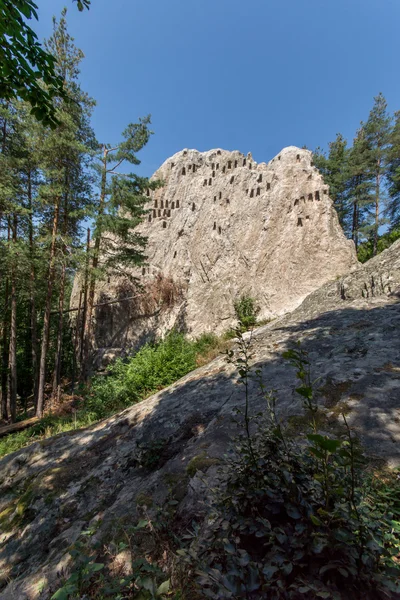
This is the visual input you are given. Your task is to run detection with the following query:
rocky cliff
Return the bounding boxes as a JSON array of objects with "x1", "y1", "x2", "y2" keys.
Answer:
[
  {"x1": 1, "y1": 240, "x2": 399, "y2": 599},
  {"x1": 75, "y1": 146, "x2": 357, "y2": 363}
]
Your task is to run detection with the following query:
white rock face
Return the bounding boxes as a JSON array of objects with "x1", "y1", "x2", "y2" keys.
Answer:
[{"x1": 75, "y1": 146, "x2": 358, "y2": 358}]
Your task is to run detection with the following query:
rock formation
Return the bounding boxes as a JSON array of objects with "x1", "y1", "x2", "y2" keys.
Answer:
[
  {"x1": 73, "y1": 146, "x2": 357, "y2": 363},
  {"x1": 1, "y1": 240, "x2": 399, "y2": 599}
]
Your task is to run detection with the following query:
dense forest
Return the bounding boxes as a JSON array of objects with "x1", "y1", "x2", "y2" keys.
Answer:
[{"x1": 0, "y1": 10, "x2": 158, "y2": 424}]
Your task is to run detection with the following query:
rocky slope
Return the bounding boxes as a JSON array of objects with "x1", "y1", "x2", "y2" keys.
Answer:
[
  {"x1": 72, "y1": 146, "x2": 357, "y2": 364},
  {"x1": 1, "y1": 240, "x2": 399, "y2": 599}
]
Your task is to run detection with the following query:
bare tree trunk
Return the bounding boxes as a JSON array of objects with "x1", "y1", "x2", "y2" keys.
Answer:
[
  {"x1": 27, "y1": 171, "x2": 39, "y2": 402},
  {"x1": 0, "y1": 115, "x2": 9, "y2": 421},
  {"x1": 52, "y1": 261, "x2": 66, "y2": 403},
  {"x1": 71, "y1": 290, "x2": 82, "y2": 393},
  {"x1": 9, "y1": 213, "x2": 18, "y2": 422},
  {"x1": 79, "y1": 227, "x2": 91, "y2": 375},
  {"x1": 351, "y1": 193, "x2": 359, "y2": 251},
  {"x1": 52, "y1": 181, "x2": 70, "y2": 403},
  {"x1": 36, "y1": 199, "x2": 60, "y2": 418},
  {"x1": 82, "y1": 147, "x2": 108, "y2": 381},
  {"x1": 1, "y1": 277, "x2": 9, "y2": 422},
  {"x1": 373, "y1": 166, "x2": 380, "y2": 257}
]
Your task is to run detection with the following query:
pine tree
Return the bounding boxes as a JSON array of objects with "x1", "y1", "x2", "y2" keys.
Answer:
[
  {"x1": 0, "y1": 101, "x2": 33, "y2": 421},
  {"x1": 313, "y1": 134, "x2": 350, "y2": 233},
  {"x1": 346, "y1": 126, "x2": 374, "y2": 250},
  {"x1": 387, "y1": 110, "x2": 400, "y2": 229},
  {"x1": 364, "y1": 93, "x2": 392, "y2": 255},
  {"x1": 35, "y1": 10, "x2": 96, "y2": 418},
  {"x1": 80, "y1": 118, "x2": 161, "y2": 380}
]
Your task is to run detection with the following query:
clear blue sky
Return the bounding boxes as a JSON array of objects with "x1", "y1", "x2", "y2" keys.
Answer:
[{"x1": 36, "y1": 0, "x2": 400, "y2": 177}]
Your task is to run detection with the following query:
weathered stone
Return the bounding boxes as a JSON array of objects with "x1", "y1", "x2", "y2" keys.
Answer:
[
  {"x1": 71, "y1": 146, "x2": 357, "y2": 363},
  {"x1": 1, "y1": 241, "x2": 399, "y2": 599}
]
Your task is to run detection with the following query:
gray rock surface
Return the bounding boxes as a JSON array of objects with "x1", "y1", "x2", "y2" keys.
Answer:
[
  {"x1": 71, "y1": 146, "x2": 357, "y2": 363},
  {"x1": 1, "y1": 241, "x2": 399, "y2": 599}
]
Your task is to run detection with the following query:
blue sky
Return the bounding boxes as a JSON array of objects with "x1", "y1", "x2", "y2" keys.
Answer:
[{"x1": 35, "y1": 0, "x2": 400, "y2": 177}]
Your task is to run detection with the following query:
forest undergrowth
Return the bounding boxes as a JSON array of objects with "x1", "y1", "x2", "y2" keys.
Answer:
[{"x1": 0, "y1": 331, "x2": 229, "y2": 458}]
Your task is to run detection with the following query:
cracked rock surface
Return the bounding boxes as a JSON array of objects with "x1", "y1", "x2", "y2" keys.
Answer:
[{"x1": 1, "y1": 241, "x2": 399, "y2": 599}]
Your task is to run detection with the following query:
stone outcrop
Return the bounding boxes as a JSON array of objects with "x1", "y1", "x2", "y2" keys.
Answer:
[
  {"x1": 1, "y1": 240, "x2": 399, "y2": 599},
  {"x1": 74, "y1": 146, "x2": 357, "y2": 362}
]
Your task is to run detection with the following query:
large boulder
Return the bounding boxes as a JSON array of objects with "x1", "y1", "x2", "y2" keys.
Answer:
[{"x1": 71, "y1": 146, "x2": 358, "y2": 363}]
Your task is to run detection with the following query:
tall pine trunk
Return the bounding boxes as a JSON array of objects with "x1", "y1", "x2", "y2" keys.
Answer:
[
  {"x1": 79, "y1": 228, "x2": 91, "y2": 374},
  {"x1": 71, "y1": 290, "x2": 83, "y2": 393},
  {"x1": 0, "y1": 115, "x2": 9, "y2": 421},
  {"x1": 351, "y1": 199, "x2": 359, "y2": 250},
  {"x1": 82, "y1": 147, "x2": 107, "y2": 381},
  {"x1": 36, "y1": 199, "x2": 61, "y2": 418},
  {"x1": 28, "y1": 171, "x2": 39, "y2": 402},
  {"x1": 9, "y1": 213, "x2": 18, "y2": 422},
  {"x1": 373, "y1": 163, "x2": 381, "y2": 256},
  {"x1": 1, "y1": 276, "x2": 10, "y2": 422},
  {"x1": 52, "y1": 183, "x2": 69, "y2": 402},
  {"x1": 52, "y1": 261, "x2": 66, "y2": 403}
]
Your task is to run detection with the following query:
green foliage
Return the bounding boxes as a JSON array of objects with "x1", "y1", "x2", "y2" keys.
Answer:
[
  {"x1": 193, "y1": 332, "x2": 219, "y2": 355},
  {"x1": 357, "y1": 227, "x2": 400, "y2": 263},
  {"x1": 313, "y1": 93, "x2": 400, "y2": 255},
  {"x1": 387, "y1": 110, "x2": 400, "y2": 227},
  {"x1": 89, "y1": 331, "x2": 198, "y2": 415},
  {"x1": 0, "y1": 330, "x2": 221, "y2": 457},
  {"x1": 0, "y1": 1, "x2": 91, "y2": 127},
  {"x1": 51, "y1": 525, "x2": 171, "y2": 600},
  {"x1": 233, "y1": 295, "x2": 259, "y2": 330},
  {"x1": 313, "y1": 134, "x2": 349, "y2": 231},
  {"x1": 0, "y1": 0, "x2": 64, "y2": 127},
  {"x1": 135, "y1": 438, "x2": 168, "y2": 470},
  {"x1": 181, "y1": 341, "x2": 400, "y2": 599},
  {"x1": 96, "y1": 116, "x2": 162, "y2": 277}
]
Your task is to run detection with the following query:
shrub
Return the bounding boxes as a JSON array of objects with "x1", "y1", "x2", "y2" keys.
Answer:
[
  {"x1": 51, "y1": 525, "x2": 170, "y2": 600},
  {"x1": 357, "y1": 228, "x2": 400, "y2": 263},
  {"x1": 181, "y1": 339, "x2": 400, "y2": 599},
  {"x1": 0, "y1": 330, "x2": 223, "y2": 458},
  {"x1": 88, "y1": 331, "x2": 198, "y2": 416},
  {"x1": 233, "y1": 295, "x2": 259, "y2": 329}
]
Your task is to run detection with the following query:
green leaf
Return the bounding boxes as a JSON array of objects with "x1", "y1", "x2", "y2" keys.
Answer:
[
  {"x1": 296, "y1": 386, "x2": 313, "y2": 399},
  {"x1": 140, "y1": 576, "x2": 156, "y2": 593},
  {"x1": 281, "y1": 562, "x2": 293, "y2": 575},
  {"x1": 307, "y1": 434, "x2": 341, "y2": 453},
  {"x1": 50, "y1": 589, "x2": 69, "y2": 600},
  {"x1": 312, "y1": 536, "x2": 328, "y2": 554},
  {"x1": 157, "y1": 579, "x2": 170, "y2": 596},
  {"x1": 136, "y1": 519, "x2": 149, "y2": 529},
  {"x1": 223, "y1": 542, "x2": 236, "y2": 554},
  {"x1": 285, "y1": 504, "x2": 301, "y2": 519},
  {"x1": 310, "y1": 514, "x2": 323, "y2": 526}
]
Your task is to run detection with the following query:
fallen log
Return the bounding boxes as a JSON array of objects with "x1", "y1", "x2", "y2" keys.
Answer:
[{"x1": 0, "y1": 417, "x2": 39, "y2": 438}]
